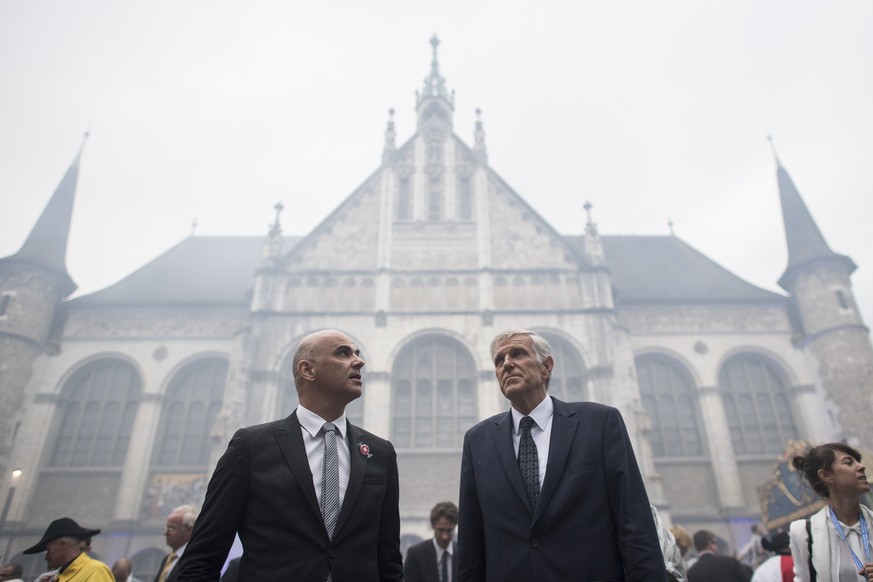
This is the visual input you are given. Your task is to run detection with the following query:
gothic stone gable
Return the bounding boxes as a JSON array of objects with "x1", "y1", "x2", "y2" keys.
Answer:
[
  {"x1": 487, "y1": 178, "x2": 582, "y2": 271},
  {"x1": 284, "y1": 181, "x2": 382, "y2": 271}
]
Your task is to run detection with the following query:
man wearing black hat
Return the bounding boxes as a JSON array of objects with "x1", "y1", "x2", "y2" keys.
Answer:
[{"x1": 23, "y1": 517, "x2": 113, "y2": 581}]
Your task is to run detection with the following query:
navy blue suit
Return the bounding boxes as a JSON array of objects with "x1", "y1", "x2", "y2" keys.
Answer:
[{"x1": 457, "y1": 398, "x2": 667, "y2": 582}]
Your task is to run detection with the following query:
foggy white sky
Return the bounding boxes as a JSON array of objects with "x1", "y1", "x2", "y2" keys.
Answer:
[{"x1": 1, "y1": 1, "x2": 871, "y2": 320}]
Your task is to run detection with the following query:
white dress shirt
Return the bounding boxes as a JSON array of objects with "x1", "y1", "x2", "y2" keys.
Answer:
[
  {"x1": 432, "y1": 538, "x2": 454, "y2": 582},
  {"x1": 296, "y1": 404, "x2": 350, "y2": 508},
  {"x1": 510, "y1": 396, "x2": 554, "y2": 488}
]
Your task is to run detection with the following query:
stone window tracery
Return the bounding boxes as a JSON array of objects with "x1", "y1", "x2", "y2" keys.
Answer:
[
  {"x1": 154, "y1": 358, "x2": 228, "y2": 467},
  {"x1": 50, "y1": 358, "x2": 141, "y2": 467},
  {"x1": 636, "y1": 354, "x2": 704, "y2": 457},
  {"x1": 719, "y1": 354, "x2": 798, "y2": 455},
  {"x1": 391, "y1": 336, "x2": 477, "y2": 449}
]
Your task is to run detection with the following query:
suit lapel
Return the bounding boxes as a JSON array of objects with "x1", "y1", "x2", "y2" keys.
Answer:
[
  {"x1": 274, "y1": 411, "x2": 321, "y2": 519},
  {"x1": 491, "y1": 411, "x2": 531, "y2": 512},
  {"x1": 534, "y1": 397, "x2": 577, "y2": 524},
  {"x1": 335, "y1": 421, "x2": 367, "y2": 537}
]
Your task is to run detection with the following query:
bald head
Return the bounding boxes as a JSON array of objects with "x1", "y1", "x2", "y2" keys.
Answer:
[
  {"x1": 291, "y1": 329, "x2": 364, "y2": 420},
  {"x1": 112, "y1": 559, "x2": 132, "y2": 581}
]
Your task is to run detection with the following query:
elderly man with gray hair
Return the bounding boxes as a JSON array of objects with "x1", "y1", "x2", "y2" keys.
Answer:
[{"x1": 154, "y1": 505, "x2": 198, "y2": 582}]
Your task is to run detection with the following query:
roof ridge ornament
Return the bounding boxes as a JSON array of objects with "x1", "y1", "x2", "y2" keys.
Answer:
[
  {"x1": 474, "y1": 108, "x2": 487, "y2": 164},
  {"x1": 383, "y1": 108, "x2": 396, "y2": 164},
  {"x1": 416, "y1": 34, "x2": 454, "y2": 109},
  {"x1": 583, "y1": 201, "x2": 606, "y2": 266}
]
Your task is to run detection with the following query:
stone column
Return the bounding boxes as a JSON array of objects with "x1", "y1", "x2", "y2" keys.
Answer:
[{"x1": 697, "y1": 385, "x2": 745, "y2": 508}]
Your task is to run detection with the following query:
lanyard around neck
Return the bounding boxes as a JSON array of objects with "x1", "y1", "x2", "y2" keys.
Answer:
[{"x1": 828, "y1": 506, "x2": 871, "y2": 572}]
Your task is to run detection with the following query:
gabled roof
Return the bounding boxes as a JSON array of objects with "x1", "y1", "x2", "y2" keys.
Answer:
[
  {"x1": 593, "y1": 235, "x2": 784, "y2": 304},
  {"x1": 72, "y1": 236, "x2": 300, "y2": 307},
  {"x1": 71, "y1": 234, "x2": 782, "y2": 308}
]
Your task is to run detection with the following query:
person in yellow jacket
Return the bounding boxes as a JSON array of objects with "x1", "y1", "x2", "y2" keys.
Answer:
[{"x1": 23, "y1": 517, "x2": 113, "y2": 581}]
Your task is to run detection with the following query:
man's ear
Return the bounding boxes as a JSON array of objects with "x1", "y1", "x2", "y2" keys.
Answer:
[
  {"x1": 542, "y1": 355, "x2": 554, "y2": 378},
  {"x1": 298, "y1": 360, "x2": 316, "y2": 382}
]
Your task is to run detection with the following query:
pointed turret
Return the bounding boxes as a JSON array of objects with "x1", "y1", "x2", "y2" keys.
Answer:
[
  {"x1": 0, "y1": 137, "x2": 87, "y2": 486},
  {"x1": 415, "y1": 35, "x2": 454, "y2": 132},
  {"x1": 2, "y1": 136, "x2": 86, "y2": 296},
  {"x1": 770, "y1": 142, "x2": 873, "y2": 451},
  {"x1": 773, "y1": 142, "x2": 855, "y2": 290}
]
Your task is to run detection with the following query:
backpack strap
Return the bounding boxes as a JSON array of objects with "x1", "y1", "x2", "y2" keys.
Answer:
[{"x1": 806, "y1": 517, "x2": 816, "y2": 582}]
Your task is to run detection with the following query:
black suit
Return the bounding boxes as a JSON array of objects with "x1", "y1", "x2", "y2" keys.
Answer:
[
  {"x1": 458, "y1": 398, "x2": 667, "y2": 582},
  {"x1": 153, "y1": 553, "x2": 175, "y2": 582},
  {"x1": 171, "y1": 411, "x2": 403, "y2": 581},
  {"x1": 687, "y1": 554, "x2": 751, "y2": 582},
  {"x1": 404, "y1": 539, "x2": 457, "y2": 582}
]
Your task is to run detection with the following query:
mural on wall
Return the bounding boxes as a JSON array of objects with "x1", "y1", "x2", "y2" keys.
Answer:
[
  {"x1": 141, "y1": 473, "x2": 209, "y2": 519},
  {"x1": 758, "y1": 440, "x2": 824, "y2": 530}
]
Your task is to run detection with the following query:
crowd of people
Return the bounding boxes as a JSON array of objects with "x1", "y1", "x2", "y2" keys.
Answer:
[{"x1": 4, "y1": 329, "x2": 872, "y2": 581}]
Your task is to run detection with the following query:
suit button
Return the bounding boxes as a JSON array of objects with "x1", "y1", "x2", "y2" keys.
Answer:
[
  {"x1": 329, "y1": 553, "x2": 334, "y2": 559},
  {"x1": 530, "y1": 539, "x2": 539, "y2": 548}
]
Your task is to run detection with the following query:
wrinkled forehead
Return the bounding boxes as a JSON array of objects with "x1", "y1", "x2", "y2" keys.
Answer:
[{"x1": 491, "y1": 334, "x2": 534, "y2": 358}]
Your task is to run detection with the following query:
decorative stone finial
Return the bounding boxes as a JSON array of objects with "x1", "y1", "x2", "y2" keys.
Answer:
[
  {"x1": 583, "y1": 201, "x2": 605, "y2": 265},
  {"x1": 383, "y1": 108, "x2": 397, "y2": 163},
  {"x1": 474, "y1": 108, "x2": 487, "y2": 164}
]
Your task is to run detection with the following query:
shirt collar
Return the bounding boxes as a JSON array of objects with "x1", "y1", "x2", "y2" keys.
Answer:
[
  {"x1": 297, "y1": 405, "x2": 347, "y2": 440},
  {"x1": 432, "y1": 538, "x2": 453, "y2": 556},
  {"x1": 511, "y1": 395, "x2": 553, "y2": 434}
]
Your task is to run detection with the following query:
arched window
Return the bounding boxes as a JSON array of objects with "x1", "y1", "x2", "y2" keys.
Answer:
[
  {"x1": 719, "y1": 354, "x2": 798, "y2": 455},
  {"x1": 537, "y1": 332, "x2": 587, "y2": 403},
  {"x1": 392, "y1": 336, "x2": 477, "y2": 449},
  {"x1": 50, "y1": 358, "x2": 141, "y2": 467},
  {"x1": 636, "y1": 354, "x2": 704, "y2": 457},
  {"x1": 154, "y1": 358, "x2": 227, "y2": 468}
]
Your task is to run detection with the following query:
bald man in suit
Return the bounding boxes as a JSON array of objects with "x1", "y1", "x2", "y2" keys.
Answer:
[{"x1": 172, "y1": 329, "x2": 403, "y2": 581}]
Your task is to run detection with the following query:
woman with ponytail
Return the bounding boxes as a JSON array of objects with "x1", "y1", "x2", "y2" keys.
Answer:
[{"x1": 789, "y1": 443, "x2": 873, "y2": 581}]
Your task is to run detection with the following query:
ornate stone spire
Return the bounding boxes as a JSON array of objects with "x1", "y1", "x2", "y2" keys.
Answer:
[
  {"x1": 417, "y1": 35, "x2": 454, "y2": 107},
  {"x1": 415, "y1": 35, "x2": 454, "y2": 131},
  {"x1": 474, "y1": 108, "x2": 487, "y2": 164},
  {"x1": 382, "y1": 108, "x2": 396, "y2": 164},
  {"x1": 583, "y1": 201, "x2": 606, "y2": 265}
]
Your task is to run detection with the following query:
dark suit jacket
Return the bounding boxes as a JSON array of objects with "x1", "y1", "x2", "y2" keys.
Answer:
[
  {"x1": 404, "y1": 539, "x2": 458, "y2": 582},
  {"x1": 171, "y1": 411, "x2": 403, "y2": 581},
  {"x1": 457, "y1": 398, "x2": 668, "y2": 582},
  {"x1": 153, "y1": 553, "x2": 176, "y2": 582},
  {"x1": 687, "y1": 554, "x2": 751, "y2": 582}
]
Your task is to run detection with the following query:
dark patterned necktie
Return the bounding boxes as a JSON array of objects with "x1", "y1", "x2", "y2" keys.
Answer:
[
  {"x1": 321, "y1": 422, "x2": 340, "y2": 539},
  {"x1": 441, "y1": 549, "x2": 449, "y2": 582},
  {"x1": 518, "y1": 416, "x2": 540, "y2": 512},
  {"x1": 321, "y1": 422, "x2": 340, "y2": 582}
]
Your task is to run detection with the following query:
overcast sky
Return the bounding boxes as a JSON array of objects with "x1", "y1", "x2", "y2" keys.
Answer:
[{"x1": 1, "y1": 1, "x2": 871, "y2": 321}]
